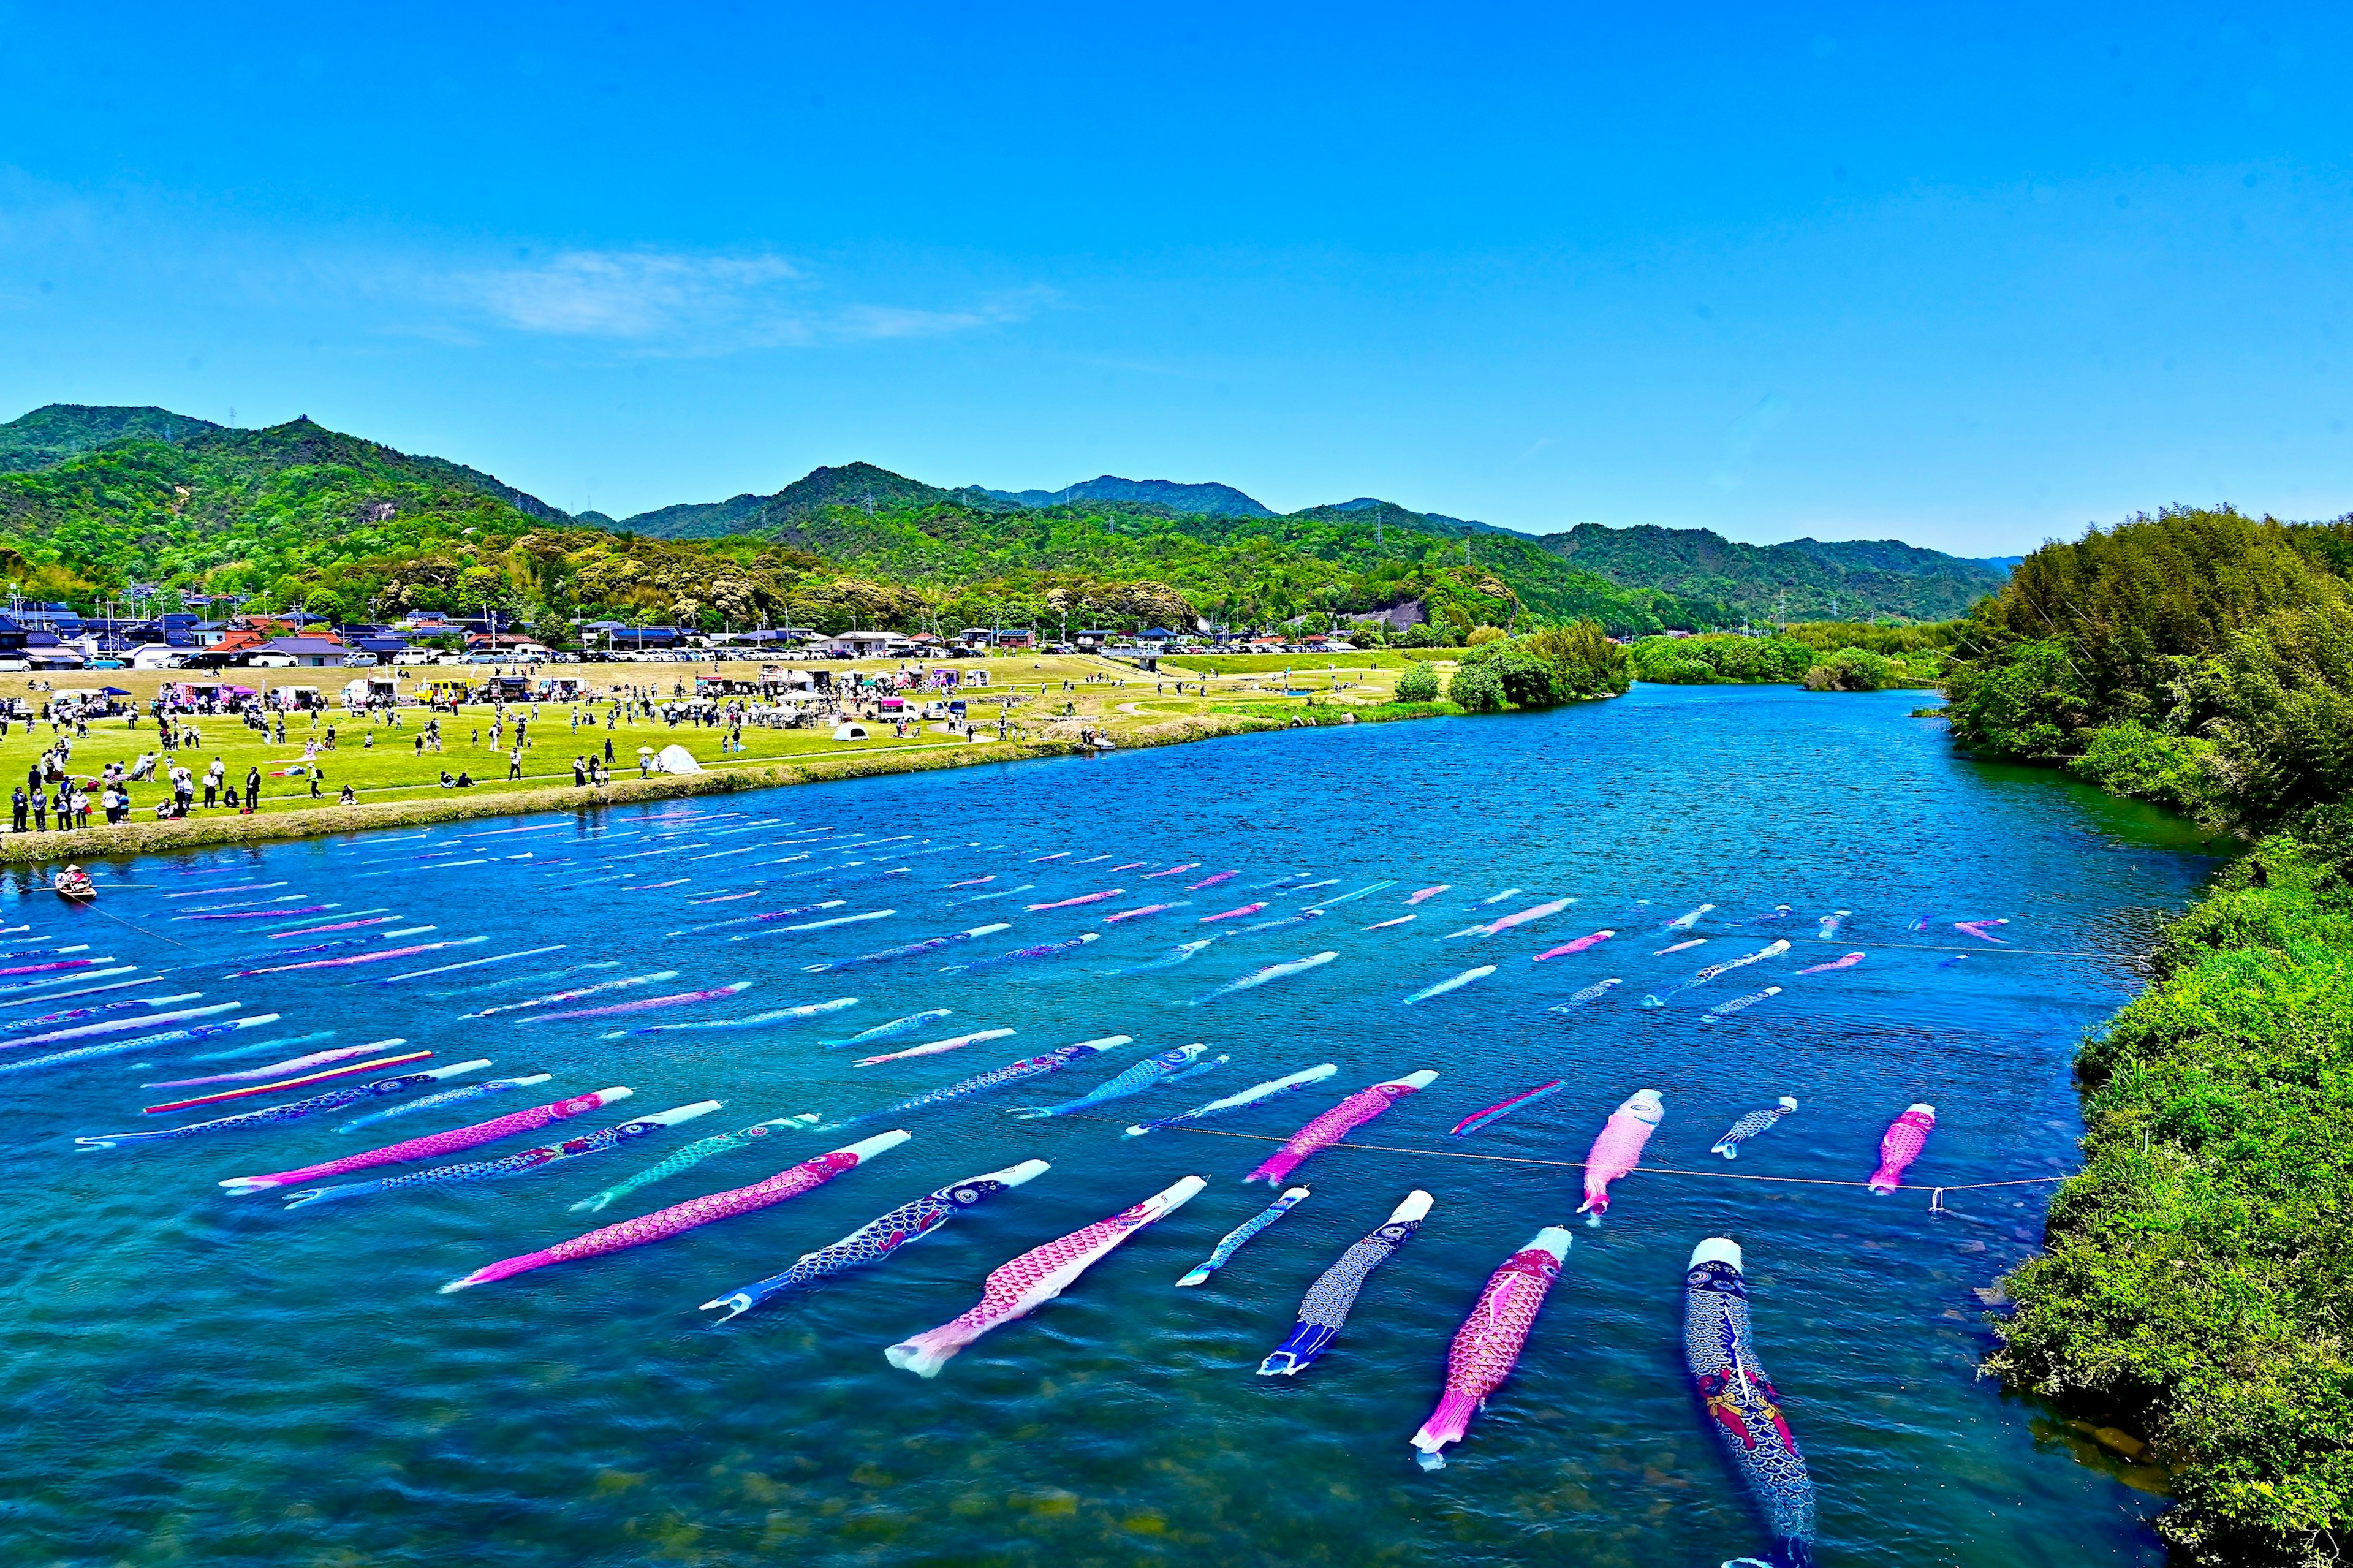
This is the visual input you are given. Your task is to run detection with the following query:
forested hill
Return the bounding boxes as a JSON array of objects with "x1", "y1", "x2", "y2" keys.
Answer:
[
  {"x1": 1544, "y1": 521, "x2": 2011, "y2": 621},
  {"x1": 0, "y1": 401, "x2": 2004, "y2": 635}
]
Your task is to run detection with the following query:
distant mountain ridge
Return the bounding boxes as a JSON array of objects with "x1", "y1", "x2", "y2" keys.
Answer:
[{"x1": 0, "y1": 402, "x2": 2010, "y2": 629}]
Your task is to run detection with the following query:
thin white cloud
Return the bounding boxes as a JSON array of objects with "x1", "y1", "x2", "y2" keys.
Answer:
[{"x1": 441, "y1": 251, "x2": 1050, "y2": 354}]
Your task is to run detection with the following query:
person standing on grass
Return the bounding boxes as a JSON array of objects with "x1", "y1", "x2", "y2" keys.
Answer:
[
  {"x1": 572, "y1": 757, "x2": 586, "y2": 787},
  {"x1": 508, "y1": 744, "x2": 523, "y2": 781},
  {"x1": 310, "y1": 769, "x2": 324, "y2": 800},
  {"x1": 9, "y1": 786, "x2": 23, "y2": 833},
  {"x1": 244, "y1": 766, "x2": 261, "y2": 813}
]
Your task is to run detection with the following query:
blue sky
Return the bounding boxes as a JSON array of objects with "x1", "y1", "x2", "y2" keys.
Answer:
[{"x1": 1, "y1": 3, "x2": 2347, "y2": 553}]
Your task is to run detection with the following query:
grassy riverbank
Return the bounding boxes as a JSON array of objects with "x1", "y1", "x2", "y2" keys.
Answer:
[
  {"x1": 1949, "y1": 507, "x2": 2353, "y2": 1565},
  {"x1": 0, "y1": 654, "x2": 1431, "y2": 865}
]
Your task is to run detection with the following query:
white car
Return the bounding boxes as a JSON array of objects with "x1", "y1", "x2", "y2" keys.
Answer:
[{"x1": 393, "y1": 651, "x2": 432, "y2": 665}]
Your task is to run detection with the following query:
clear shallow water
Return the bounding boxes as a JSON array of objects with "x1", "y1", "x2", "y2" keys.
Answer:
[{"x1": 0, "y1": 685, "x2": 2228, "y2": 1567}]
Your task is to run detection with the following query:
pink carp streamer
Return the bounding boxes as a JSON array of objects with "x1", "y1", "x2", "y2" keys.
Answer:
[
  {"x1": 1410, "y1": 1228, "x2": 1572, "y2": 1469},
  {"x1": 1184, "y1": 870, "x2": 1237, "y2": 890},
  {"x1": 1141, "y1": 863, "x2": 1200, "y2": 879},
  {"x1": 230, "y1": 939, "x2": 485, "y2": 977},
  {"x1": 854, "y1": 1027, "x2": 1015, "y2": 1067},
  {"x1": 1463, "y1": 898, "x2": 1574, "y2": 939},
  {"x1": 1448, "y1": 1080, "x2": 1564, "y2": 1138},
  {"x1": 1954, "y1": 919, "x2": 2010, "y2": 944},
  {"x1": 1024, "y1": 889, "x2": 1124, "y2": 911},
  {"x1": 221, "y1": 1084, "x2": 621, "y2": 1192},
  {"x1": 884, "y1": 1175, "x2": 1205, "y2": 1377},
  {"x1": 1868, "y1": 1103, "x2": 1937, "y2": 1192},
  {"x1": 1531, "y1": 930, "x2": 1613, "y2": 961},
  {"x1": 439, "y1": 1131, "x2": 909, "y2": 1292},
  {"x1": 1197, "y1": 903, "x2": 1268, "y2": 925},
  {"x1": 1245, "y1": 1071, "x2": 1438, "y2": 1185},
  {"x1": 176, "y1": 905, "x2": 332, "y2": 922},
  {"x1": 2, "y1": 1001, "x2": 238, "y2": 1053},
  {"x1": 1102, "y1": 903, "x2": 1181, "y2": 924},
  {"x1": 1577, "y1": 1089, "x2": 1664, "y2": 1224},
  {"x1": 515, "y1": 980, "x2": 751, "y2": 1025},
  {"x1": 1404, "y1": 885, "x2": 1450, "y2": 904},
  {"x1": 0, "y1": 957, "x2": 101, "y2": 978},
  {"x1": 1798, "y1": 951, "x2": 1865, "y2": 975}
]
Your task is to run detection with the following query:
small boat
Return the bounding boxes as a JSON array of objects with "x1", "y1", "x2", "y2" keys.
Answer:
[{"x1": 52, "y1": 866, "x2": 96, "y2": 904}]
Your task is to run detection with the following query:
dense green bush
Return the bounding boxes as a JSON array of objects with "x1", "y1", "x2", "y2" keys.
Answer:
[
  {"x1": 1448, "y1": 619, "x2": 1631, "y2": 710},
  {"x1": 2066, "y1": 721, "x2": 2227, "y2": 821},
  {"x1": 1990, "y1": 811, "x2": 2353, "y2": 1566},
  {"x1": 1946, "y1": 506, "x2": 2353, "y2": 778},
  {"x1": 1627, "y1": 633, "x2": 1813, "y2": 684},
  {"x1": 1394, "y1": 662, "x2": 1442, "y2": 703},
  {"x1": 1801, "y1": 646, "x2": 1898, "y2": 691},
  {"x1": 1446, "y1": 661, "x2": 1506, "y2": 711}
]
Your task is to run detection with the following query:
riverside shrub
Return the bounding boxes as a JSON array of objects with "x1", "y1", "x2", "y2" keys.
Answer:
[{"x1": 1394, "y1": 662, "x2": 1441, "y2": 703}]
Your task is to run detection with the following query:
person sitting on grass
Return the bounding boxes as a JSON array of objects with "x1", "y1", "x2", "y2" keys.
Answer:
[
  {"x1": 339, "y1": 783, "x2": 356, "y2": 805},
  {"x1": 453, "y1": 770, "x2": 474, "y2": 787},
  {"x1": 439, "y1": 770, "x2": 457, "y2": 788}
]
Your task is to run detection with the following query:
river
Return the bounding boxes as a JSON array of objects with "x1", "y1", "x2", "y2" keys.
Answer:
[{"x1": 0, "y1": 683, "x2": 2229, "y2": 1565}]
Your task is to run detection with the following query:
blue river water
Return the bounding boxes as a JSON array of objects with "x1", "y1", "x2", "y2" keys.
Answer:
[{"x1": 0, "y1": 684, "x2": 2230, "y2": 1566}]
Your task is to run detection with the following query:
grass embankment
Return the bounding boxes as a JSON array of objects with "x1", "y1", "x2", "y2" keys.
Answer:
[
  {"x1": 1947, "y1": 507, "x2": 2353, "y2": 1564},
  {"x1": 0, "y1": 654, "x2": 1423, "y2": 863},
  {"x1": 1158, "y1": 649, "x2": 1460, "y2": 675},
  {"x1": 1988, "y1": 809, "x2": 2353, "y2": 1566}
]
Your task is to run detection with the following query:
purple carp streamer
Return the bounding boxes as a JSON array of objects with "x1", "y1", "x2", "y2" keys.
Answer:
[
  {"x1": 1258, "y1": 1191, "x2": 1430, "y2": 1375},
  {"x1": 700, "y1": 1159, "x2": 1050, "y2": 1321},
  {"x1": 1411, "y1": 1228, "x2": 1572, "y2": 1469},
  {"x1": 1008, "y1": 1040, "x2": 1187, "y2": 1119},
  {"x1": 1, "y1": 1001, "x2": 241, "y2": 1053},
  {"x1": 1449, "y1": 1079, "x2": 1564, "y2": 1137},
  {"x1": 1710, "y1": 1097, "x2": 1800, "y2": 1159},
  {"x1": 75, "y1": 1060, "x2": 491, "y2": 1148},
  {"x1": 1685, "y1": 1238, "x2": 1816, "y2": 1567},
  {"x1": 1954, "y1": 918, "x2": 2010, "y2": 944},
  {"x1": 824, "y1": 1040, "x2": 1121, "y2": 1127},
  {"x1": 1245, "y1": 1071, "x2": 1438, "y2": 1184},
  {"x1": 336, "y1": 1072, "x2": 546, "y2": 1132},
  {"x1": 460, "y1": 971, "x2": 680, "y2": 1020},
  {"x1": 280, "y1": 1102, "x2": 721, "y2": 1210},
  {"x1": 1701, "y1": 986, "x2": 1782, "y2": 1023},
  {"x1": 884, "y1": 1175, "x2": 1205, "y2": 1377},
  {"x1": 1125, "y1": 1063, "x2": 1337, "y2": 1137},
  {"x1": 567, "y1": 1111, "x2": 827, "y2": 1214},
  {"x1": 225, "y1": 1083, "x2": 610, "y2": 1190},
  {"x1": 0, "y1": 1013, "x2": 282, "y2": 1077},
  {"x1": 1547, "y1": 977, "x2": 1623, "y2": 1012},
  {"x1": 1643, "y1": 939, "x2": 1791, "y2": 1007},
  {"x1": 3, "y1": 993, "x2": 202, "y2": 1036},
  {"x1": 803, "y1": 925, "x2": 1007, "y2": 974},
  {"x1": 941, "y1": 933, "x2": 1099, "y2": 974},
  {"x1": 1796, "y1": 952, "x2": 1863, "y2": 975},
  {"x1": 515, "y1": 980, "x2": 751, "y2": 1025},
  {"x1": 441, "y1": 1131, "x2": 909, "y2": 1292},
  {"x1": 822, "y1": 1009, "x2": 950, "y2": 1050},
  {"x1": 1176, "y1": 1186, "x2": 1308, "y2": 1287}
]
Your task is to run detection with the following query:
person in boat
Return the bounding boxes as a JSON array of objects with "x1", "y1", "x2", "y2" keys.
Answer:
[{"x1": 54, "y1": 865, "x2": 93, "y2": 898}]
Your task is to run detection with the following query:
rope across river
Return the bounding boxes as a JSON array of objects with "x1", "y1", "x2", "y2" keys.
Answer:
[{"x1": 1061, "y1": 1113, "x2": 2069, "y2": 1206}]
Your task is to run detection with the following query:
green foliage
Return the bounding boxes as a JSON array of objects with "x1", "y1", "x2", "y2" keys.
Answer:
[
  {"x1": 1989, "y1": 811, "x2": 2353, "y2": 1566},
  {"x1": 1449, "y1": 621, "x2": 1629, "y2": 709},
  {"x1": 1394, "y1": 662, "x2": 1442, "y2": 702},
  {"x1": 1800, "y1": 646, "x2": 1898, "y2": 691},
  {"x1": 2066, "y1": 721, "x2": 2227, "y2": 822},
  {"x1": 1777, "y1": 618, "x2": 1963, "y2": 655},
  {"x1": 1446, "y1": 661, "x2": 1506, "y2": 712},
  {"x1": 1545, "y1": 522, "x2": 2008, "y2": 621},
  {"x1": 1628, "y1": 634, "x2": 1814, "y2": 684},
  {"x1": 1946, "y1": 507, "x2": 2353, "y2": 825}
]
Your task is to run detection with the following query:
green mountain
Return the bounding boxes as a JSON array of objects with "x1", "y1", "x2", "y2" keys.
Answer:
[
  {"x1": 0, "y1": 403, "x2": 221, "y2": 475},
  {"x1": 0, "y1": 403, "x2": 2009, "y2": 640},
  {"x1": 963, "y1": 475, "x2": 1276, "y2": 516},
  {"x1": 1544, "y1": 521, "x2": 2009, "y2": 623}
]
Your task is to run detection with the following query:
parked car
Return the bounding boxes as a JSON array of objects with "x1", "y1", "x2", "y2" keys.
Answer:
[{"x1": 393, "y1": 651, "x2": 433, "y2": 665}]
